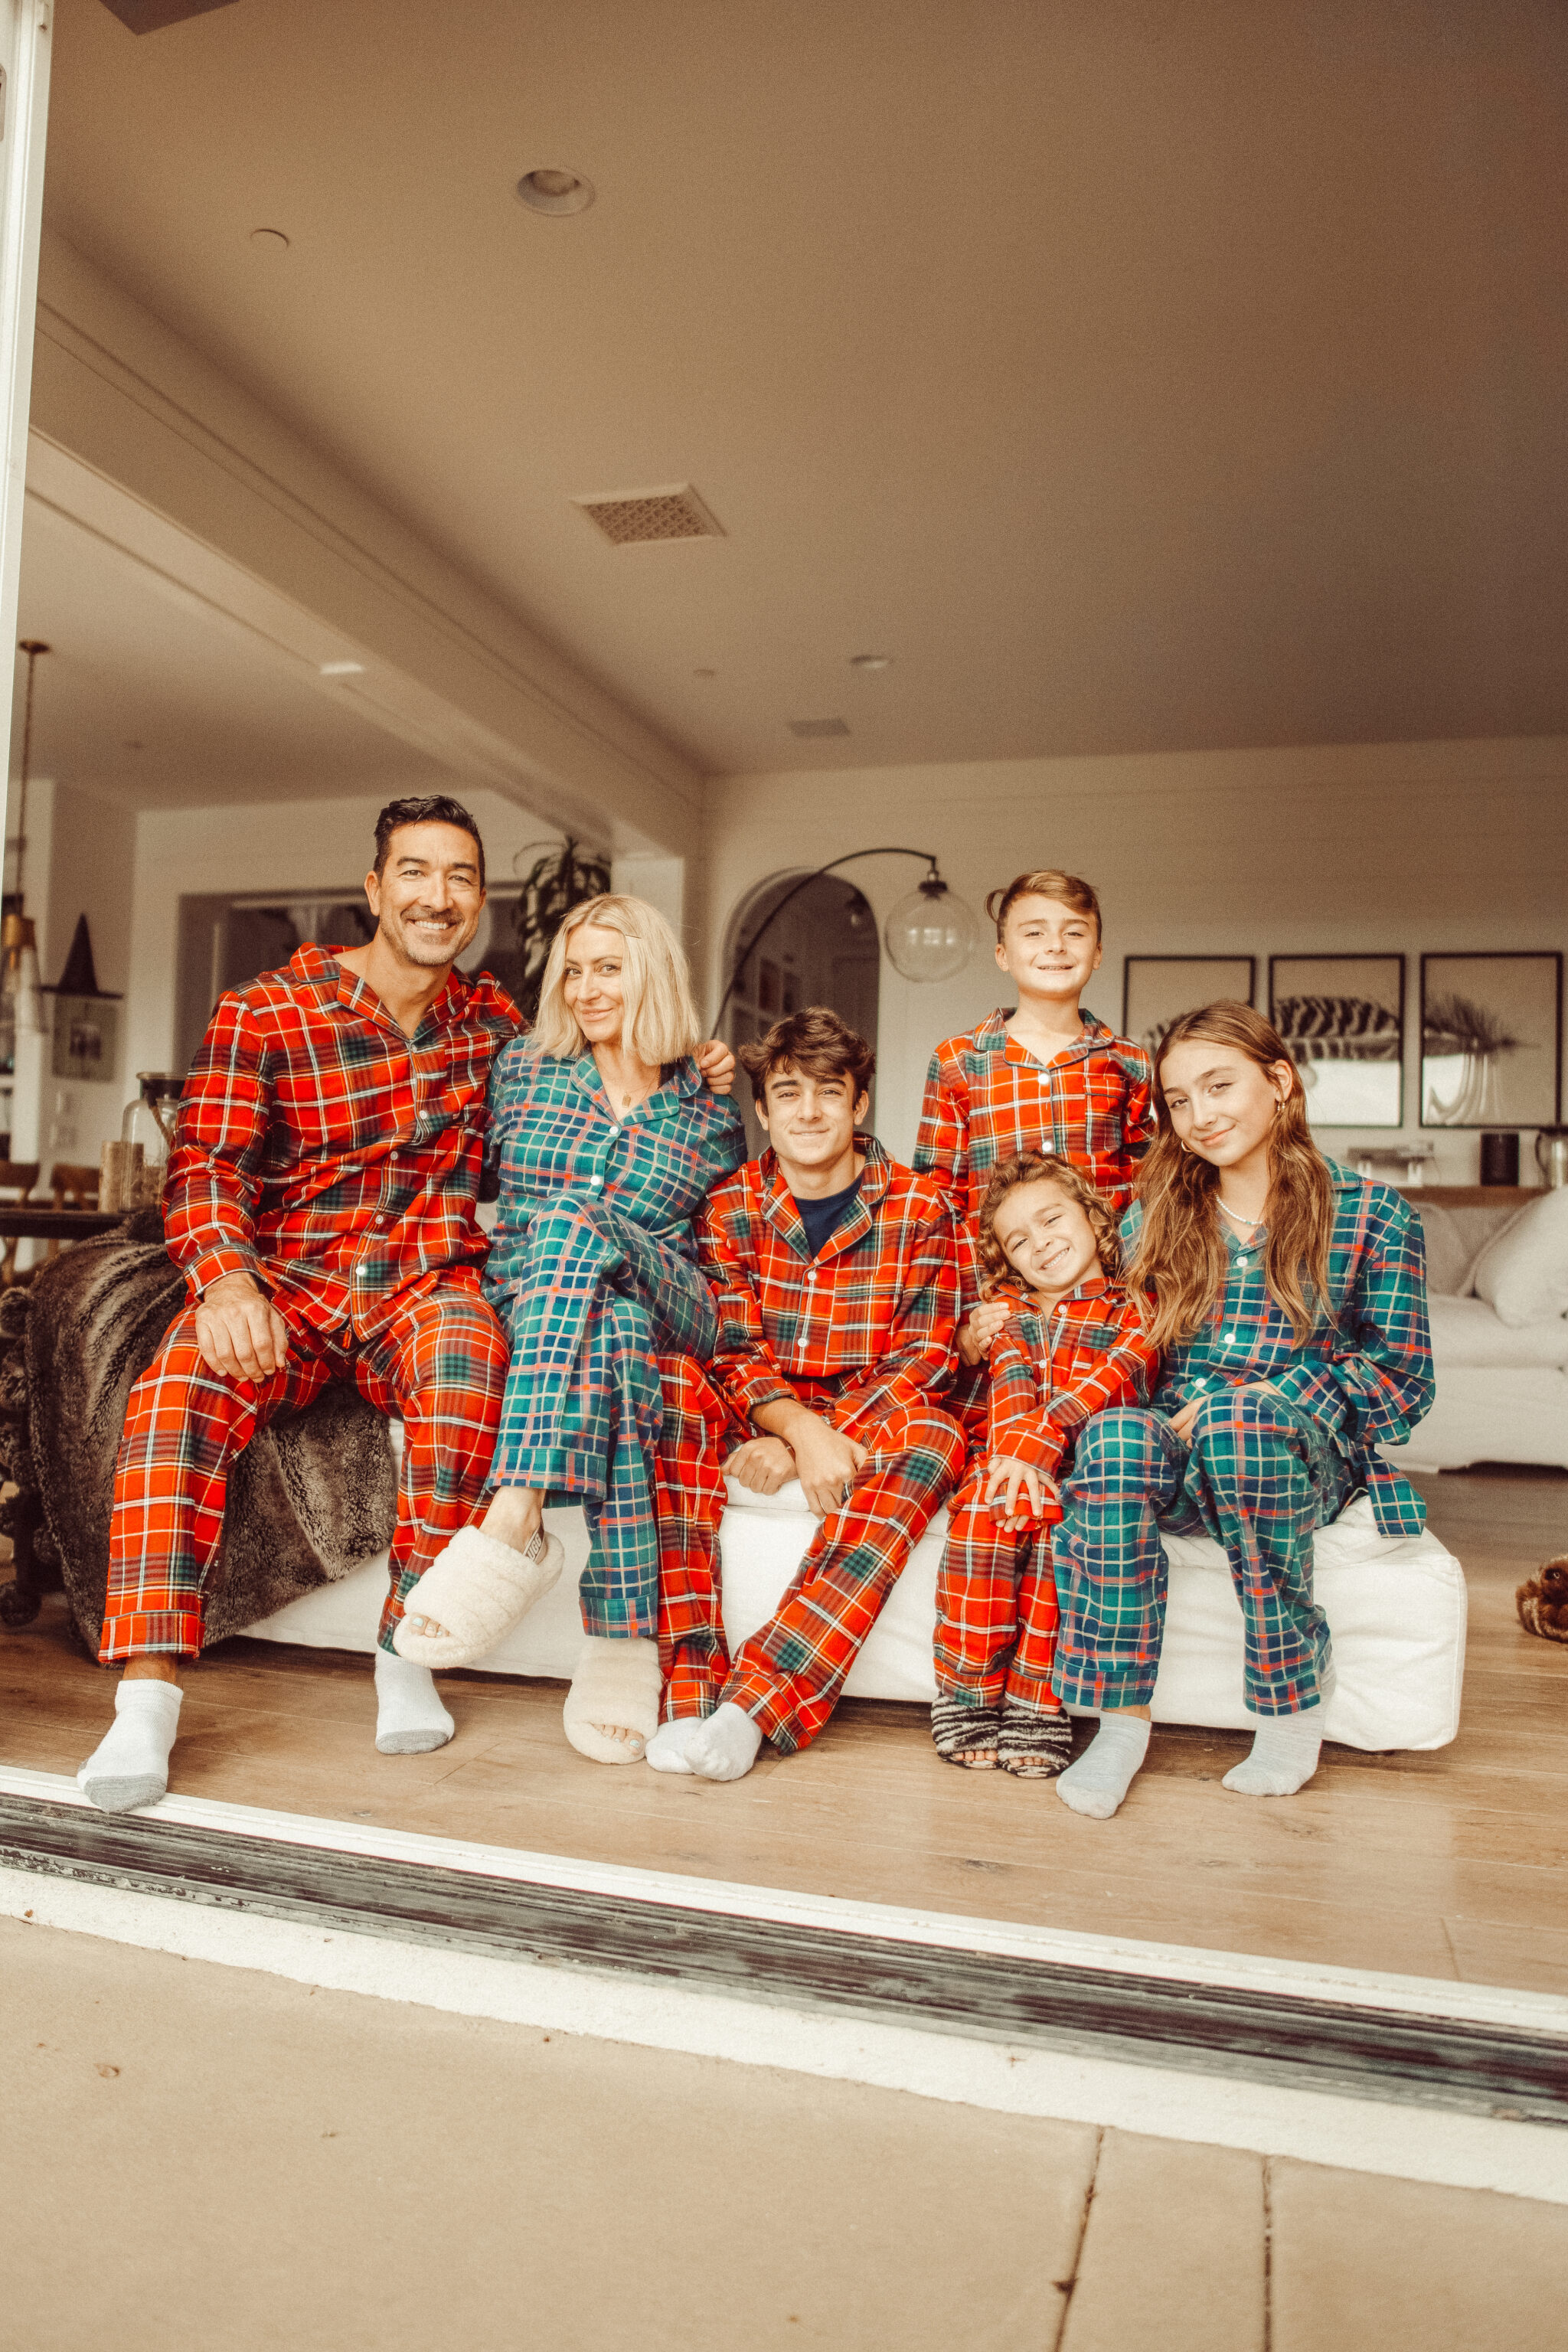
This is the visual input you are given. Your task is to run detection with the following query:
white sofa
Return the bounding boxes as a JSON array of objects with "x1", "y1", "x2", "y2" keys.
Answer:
[
  {"x1": 1381, "y1": 1192, "x2": 1568, "y2": 1473},
  {"x1": 250, "y1": 1476, "x2": 1468, "y2": 1754}
]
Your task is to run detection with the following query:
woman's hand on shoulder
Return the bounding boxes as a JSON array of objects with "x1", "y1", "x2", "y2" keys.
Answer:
[{"x1": 695, "y1": 1039, "x2": 736, "y2": 1095}]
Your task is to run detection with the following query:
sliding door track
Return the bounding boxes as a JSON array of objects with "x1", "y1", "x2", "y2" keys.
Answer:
[{"x1": 3, "y1": 1785, "x2": 1564, "y2": 2126}]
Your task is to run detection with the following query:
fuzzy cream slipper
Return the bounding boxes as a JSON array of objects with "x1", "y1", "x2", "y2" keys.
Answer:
[
  {"x1": 392, "y1": 1524, "x2": 564, "y2": 1668},
  {"x1": 563, "y1": 1635, "x2": 662, "y2": 1765}
]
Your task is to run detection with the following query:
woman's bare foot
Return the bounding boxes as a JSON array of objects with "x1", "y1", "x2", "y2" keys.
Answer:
[{"x1": 403, "y1": 1488, "x2": 544, "y2": 1639}]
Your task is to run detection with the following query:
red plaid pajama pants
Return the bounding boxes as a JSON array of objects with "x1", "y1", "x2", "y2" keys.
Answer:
[
  {"x1": 933, "y1": 1458, "x2": 1064, "y2": 1712},
  {"x1": 99, "y1": 1271, "x2": 509, "y2": 1661},
  {"x1": 653, "y1": 1354, "x2": 965, "y2": 1752}
]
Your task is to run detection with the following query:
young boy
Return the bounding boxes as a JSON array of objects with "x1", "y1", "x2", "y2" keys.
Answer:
[
  {"x1": 648, "y1": 1008, "x2": 964, "y2": 1782},
  {"x1": 914, "y1": 871, "x2": 1154, "y2": 1401},
  {"x1": 933, "y1": 1152, "x2": 1158, "y2": 1775}
]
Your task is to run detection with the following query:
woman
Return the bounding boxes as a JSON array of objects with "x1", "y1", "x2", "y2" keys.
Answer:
[
  {"x1": 1048, "y1": 1001, "x2": 1434, "y2": 1821},
  {"x1": 396, "y1": 895, "x2": 746, "y2": 1764}
]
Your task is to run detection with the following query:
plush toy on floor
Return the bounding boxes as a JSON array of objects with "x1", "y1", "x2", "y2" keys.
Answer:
[{"x1": 1516, "y1": 1556, "x2": 1568, "y2": 1645}]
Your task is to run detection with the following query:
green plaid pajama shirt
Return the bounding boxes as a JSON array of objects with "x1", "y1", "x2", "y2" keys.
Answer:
[
  {"x1": 1052, "y1": 1165, "x2": 1435, "y2": 1716},
  {"x1": 484, "y1": 1042, "x2": 746, "y2": 1638}
]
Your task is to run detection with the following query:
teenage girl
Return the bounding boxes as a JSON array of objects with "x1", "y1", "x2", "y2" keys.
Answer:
[
  {"x1": 932, "y1": 1152, "x2": 1158, "y2": 1776},
  {"x1": 913, "y1": 870, "x2": 1155, "y2": 1401},
  {"x1": 1049, "y1": 1002, "x2": 1435, "y2": 1821}
]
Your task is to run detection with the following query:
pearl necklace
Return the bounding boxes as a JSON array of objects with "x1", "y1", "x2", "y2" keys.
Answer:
[{"x1": 1215, "y1": 1195, "x2": 1266, "y2": 1230}]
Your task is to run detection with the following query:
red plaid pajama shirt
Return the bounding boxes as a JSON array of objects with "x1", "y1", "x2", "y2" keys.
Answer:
[
  {"x1": 935, "y1": 1281, "x2": 1158, "y2": 1710},
  {"x1": 655, "y1": 1139, "x2": 964, "y2": 1750},
  {"x1": 914, "y1": 1006, "x2": 1155, "y2": 1325},
  {"x1": 100, "y1": 946, "x2": 521, "y2": 1660}
]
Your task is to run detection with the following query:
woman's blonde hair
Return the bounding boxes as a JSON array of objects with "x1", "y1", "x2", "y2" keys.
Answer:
[
  {"x1": 532, "y1": 894, "x2": 701, "y2": 1064},
  {"x1": 978, "y1": 1152, "x2": 1123, "y2": 1295},
  {"x1": 1131, "y1": 1001, "x2": 1336, "y2": 1350}
]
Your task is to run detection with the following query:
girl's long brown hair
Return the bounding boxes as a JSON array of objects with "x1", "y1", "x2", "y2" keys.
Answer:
[{"x1": 1131, "y1": 1001, "x2": 1336, "y2": 1349}]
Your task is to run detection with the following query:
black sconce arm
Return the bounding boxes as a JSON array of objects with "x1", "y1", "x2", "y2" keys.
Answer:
[{"x1": 714, "y1": 847, "x2": 943, "y2": 1029}]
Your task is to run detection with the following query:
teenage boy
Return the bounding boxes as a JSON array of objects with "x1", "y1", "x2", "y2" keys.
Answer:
[
  {"x1": 648, "y1": 1008, "x2": 964, "y2": 1782},
  {"x1": 77, "y1": 795, "x2": 528, "y2": 1810}
]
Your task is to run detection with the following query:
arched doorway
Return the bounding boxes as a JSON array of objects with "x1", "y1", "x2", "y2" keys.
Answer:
[{"x1": 721, "y1": 871, "x2": 882, "y2": 1152}]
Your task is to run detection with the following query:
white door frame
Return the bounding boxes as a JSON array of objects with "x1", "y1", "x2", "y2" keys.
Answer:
[{"x1": 0, "y1": 0, "x2": 51, "y2": 837}]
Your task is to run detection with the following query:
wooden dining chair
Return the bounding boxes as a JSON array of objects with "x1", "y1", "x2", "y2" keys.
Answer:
[
  {"x1": 0, "y1": 1162, "x2": 41, "y2": 1289},
  {"x1": 45, "y1": 1161, "x2": 101, "y2": 1264}
]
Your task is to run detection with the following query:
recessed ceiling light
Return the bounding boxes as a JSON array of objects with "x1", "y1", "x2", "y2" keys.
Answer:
[
  {"x1": 515, "y1": 168, "x2": 596, "y2": 217},
  {"x1": 319, "y1": 660, "x2": 365, "y2": 676},
  {"x1": 249, "y1": 227, "x2": 290, "y2": 250},
  {"x1": 849, "y1": 653, "x2": 892, "y2": 671}
]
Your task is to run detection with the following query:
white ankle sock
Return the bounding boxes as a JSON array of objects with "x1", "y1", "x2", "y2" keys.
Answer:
[
  {"x1": 1223, "y1": 1704, "x2": 1325, "y2": 1796},
  {"x1": 79, "y1": 1681, "x2": 183, "y2": 1812},
  {"x1": 645, "y1": 1715, "x2": 711, "y2": 1775},
  {"x1": 1055, "y1": 1713, "x2": 1150, "y2": 1820},
  {"x1": 684, "y1": 1701, "x2": 763, "y2": 1782},
  {"x1": 374, "y1": 1648, "x2": 455, "y2": 1756}
]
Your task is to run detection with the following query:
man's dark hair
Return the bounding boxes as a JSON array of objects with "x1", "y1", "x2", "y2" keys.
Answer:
[
  {"x1": 738, "y1": 1007, "x2": 876, "y2": 1106},
  {"x1": 373, "y1": 796, "x2": 486, "y2": 886}
]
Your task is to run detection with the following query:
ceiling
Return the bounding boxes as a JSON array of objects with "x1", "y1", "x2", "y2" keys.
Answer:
[
  {"x1": 12, "y1": 493, "x2": 451, "y2": 805},
  {"x1": 33, "y1": 0, "x2": 1568, "y2": 776}
]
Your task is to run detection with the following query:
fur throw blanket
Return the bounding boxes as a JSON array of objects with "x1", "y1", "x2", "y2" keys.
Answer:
[{"x1": 0, "y1": 1211, "x2": 397, "y2": 1654}]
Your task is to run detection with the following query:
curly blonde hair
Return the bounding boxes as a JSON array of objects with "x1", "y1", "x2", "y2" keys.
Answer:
[{"x1": 978, "y1": 1152, "x2": 1123, "y2": 1295}]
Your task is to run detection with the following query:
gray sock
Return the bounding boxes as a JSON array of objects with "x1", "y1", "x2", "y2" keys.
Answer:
[
  {"x1": 374, "y1": 1648, "x2": 456, "y2": 1755},
  {"x1": 1056, "y1": 1713, "x2": 1151, "y2": 1820},
  {"x1": 1223, "y1": 1704, "x2": 1325, "y2": 1797},
  {"x1": 79, "y1": 1680, "x2": 182, "y2": 1812}
]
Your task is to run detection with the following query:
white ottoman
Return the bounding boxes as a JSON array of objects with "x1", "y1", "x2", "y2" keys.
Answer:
[{"x1": 247, "y1": 1481, "x2": 1466, "y2": 1753}]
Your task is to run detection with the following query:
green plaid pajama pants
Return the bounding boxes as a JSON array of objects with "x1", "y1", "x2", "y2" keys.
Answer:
[
  {"x1": 486, "y1": 1195, "x2": 718, "y2": 1640},
  {"x1": 1051, "y1": 1387, "x2": 1356, "y2": 1717}
]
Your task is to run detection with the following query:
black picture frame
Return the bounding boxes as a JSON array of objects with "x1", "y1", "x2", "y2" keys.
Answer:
[
  {"x1": 1419, "y1": 952, "x2": 1563, "y2": 1130},
  {"x1": 1267, "y1": 955, "x2": 1406, "y2": 1130},
  {"x1": 1122, "y1": 956, "x2": 1256, "y2": 1053}
]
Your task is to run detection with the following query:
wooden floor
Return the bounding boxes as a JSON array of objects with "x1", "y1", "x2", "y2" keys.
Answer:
[{"x1": 4, "y1": 1466, "x2": 1566, "y2": 1994}]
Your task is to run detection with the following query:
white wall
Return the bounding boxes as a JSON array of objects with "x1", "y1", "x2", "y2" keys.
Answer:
[
  {"x1": 125, "y1": 786, "x2": 570, "y2": 1080},
  {"x1": 3, "y1": 775, "x2": 138, "y2": 1173},
  {"x1": 702, "y1": 735, "x2": 1568, "y2": 1181}
]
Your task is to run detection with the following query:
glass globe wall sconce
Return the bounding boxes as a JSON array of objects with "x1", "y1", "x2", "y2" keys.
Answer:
[{"x1": 716, "y1": 848, "x2": 981, "y2": 1027}]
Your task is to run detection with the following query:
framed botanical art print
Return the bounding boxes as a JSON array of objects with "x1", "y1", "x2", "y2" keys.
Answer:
[
  {"x1": 1268, "y1": 955, "x2": 1405, "y2": 1129},
  {"x1": 1122, "y1": 957, "x2": 1255, "y2": 1057},
  {"x1": 1420, "y1": 952, "x2": 1563, "y2": 1129}
]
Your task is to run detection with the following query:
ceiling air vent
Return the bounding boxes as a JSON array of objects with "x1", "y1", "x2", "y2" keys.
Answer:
[
  {"x1": 787, "y1": 718, "x2": 851, "y2": 739},
  {"x1": 572, "y1": 485, "x2": 724, "y2": 546},
  {"x1": 100, "y1": 0, "x2": 240, "y2": 30}
]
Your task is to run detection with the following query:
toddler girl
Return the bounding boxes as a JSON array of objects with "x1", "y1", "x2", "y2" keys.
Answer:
[{"x1": 932, "y1": 1152, "x2": 1158, "y2": 1775}]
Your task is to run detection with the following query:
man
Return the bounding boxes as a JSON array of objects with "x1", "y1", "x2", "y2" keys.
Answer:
[
  {"x1": 647, "y1": 1008, "x2": 965, "y2": 1782},
  {"x1": 79, "y1": 795, "x2": 527, "y2": 1809}
]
